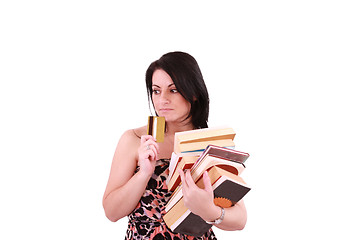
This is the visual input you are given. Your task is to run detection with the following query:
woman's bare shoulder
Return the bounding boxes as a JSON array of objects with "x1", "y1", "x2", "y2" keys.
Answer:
[
  {"x1": 113, "y1": 126, "x2": 147, "y2": 161},
  {"x1": 120, "y1": 126, "x2": 147, "y2": 142},
  {"x1": 131, "y1": 126, "x2": 147, "y2": 138},
  {"x1": 113, "y1": 126, "x2": 146, "y2": 161}
]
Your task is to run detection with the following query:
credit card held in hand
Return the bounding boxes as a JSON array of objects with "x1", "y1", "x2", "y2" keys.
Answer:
[{"x1": 147, "y1": 116, "x2": 165, "y2": 142}]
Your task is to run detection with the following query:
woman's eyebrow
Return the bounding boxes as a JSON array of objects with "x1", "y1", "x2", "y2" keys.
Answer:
[{"x1": 152, "y1": 83, "x2": 175, "y2": 88}]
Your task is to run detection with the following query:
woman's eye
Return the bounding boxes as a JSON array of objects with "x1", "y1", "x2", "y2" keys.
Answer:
[
  {"x1": 170, "y1": 89, "x2": 178, "y2": 93},
  {"x1": 152, "y1": 89, "x2": 160, "y2": 94}
]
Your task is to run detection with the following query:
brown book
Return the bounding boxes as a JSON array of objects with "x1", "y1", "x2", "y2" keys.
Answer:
[
  {"x1": 173, "y1": 127, "x2": 236, "y2": 153},
  {"x1": 190, "y1": 145, "x2": 249, "y2": 184},
  {"x1": 163, "y1": 166, "x2": 251, "y2": 237},
  {"x1": 165, "y1": 145, "x2": 248, "y2": 212}
]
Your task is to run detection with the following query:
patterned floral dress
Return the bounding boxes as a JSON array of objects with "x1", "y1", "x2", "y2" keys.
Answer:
[{"x1": 125, "y1": 158, "x2": 217, "y2": 240}]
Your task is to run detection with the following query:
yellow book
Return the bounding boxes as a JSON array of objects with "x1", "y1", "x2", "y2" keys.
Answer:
[{"x1": 173, "y1": 127, "x2": 236, "y2": 153}]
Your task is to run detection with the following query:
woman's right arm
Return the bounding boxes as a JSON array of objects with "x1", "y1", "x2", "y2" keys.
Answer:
[{"x1": 102, "y1": 129, "x2": 159, "y2": 222}]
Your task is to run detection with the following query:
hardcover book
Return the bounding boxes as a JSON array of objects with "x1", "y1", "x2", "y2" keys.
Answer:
[
  {"x1": 173, "y1": 127, "x2": 235, "y2": 154},
  {"x1": 167, "y1": 144, "x2": 248, "y2": 192},
  {"x1": 163, "y1": 166, "x2": 251, "y2": 236},
  {"x1": 167, "y1": 153, "x2": 200, "y2": 191},
  {"x1": 190, "y1": 145, "x2": 249, "y2": 183}
]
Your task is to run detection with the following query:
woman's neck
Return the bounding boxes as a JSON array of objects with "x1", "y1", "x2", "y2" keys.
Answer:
[{"x1": 165, "y1": 121, "x2": 194, "y2": 136}]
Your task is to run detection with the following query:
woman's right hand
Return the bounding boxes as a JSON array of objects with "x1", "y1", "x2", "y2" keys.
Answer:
[{"x1": 137, "y1": 135, "x2": 160, "y2": 177}]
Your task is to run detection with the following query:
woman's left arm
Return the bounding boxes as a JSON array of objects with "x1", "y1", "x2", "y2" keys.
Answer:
[{"x1": 179, "y1": 170, "x2": 247, "y2": 230}]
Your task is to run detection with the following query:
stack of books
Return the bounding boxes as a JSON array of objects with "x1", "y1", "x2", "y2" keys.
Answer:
[
  {"x1": 167, "y1": 127, "x2": 236, "y2": 192},
  {"x1": 164, "y1": 127, "x2": 251, "y2": 237}
]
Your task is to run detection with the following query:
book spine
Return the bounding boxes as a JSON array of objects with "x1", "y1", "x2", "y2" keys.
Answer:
[{"x1": 206, "y1": 145, "x2": 249, "y2": 163}]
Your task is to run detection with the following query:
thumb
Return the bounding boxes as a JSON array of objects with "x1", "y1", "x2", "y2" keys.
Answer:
[{"x1": 203, "y1": 171, "x2": 213, "y2": 193}]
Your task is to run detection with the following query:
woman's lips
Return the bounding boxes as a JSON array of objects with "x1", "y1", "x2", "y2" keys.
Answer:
[{"x1": 159, "y1": 108, "x2": 173, "y2": 113}]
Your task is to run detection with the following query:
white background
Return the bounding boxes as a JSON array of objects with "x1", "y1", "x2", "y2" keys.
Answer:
[{"x1": 1, "y1": 1, "x2": 359, "y2": 239}]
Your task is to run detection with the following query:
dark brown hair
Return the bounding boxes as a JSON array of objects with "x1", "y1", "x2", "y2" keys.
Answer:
[{"x1": 145, "y1": 51, "x2": 209, "y2": 129}]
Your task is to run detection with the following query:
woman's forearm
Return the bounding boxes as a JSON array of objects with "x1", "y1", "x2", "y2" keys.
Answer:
[
  {"x1": 202, "y1": 200, "x2": 247, "y2": 231},
  {"x1": 103, "y1": 171, "x2": 151, "y2": 222},
  {"x1": 216, "y1": 201, "x2": 247, "y2": 230}
]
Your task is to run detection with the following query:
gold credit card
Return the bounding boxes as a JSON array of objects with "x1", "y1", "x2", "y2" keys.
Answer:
[{"x1": 147, "y1": 116, "x2": 165, "y2": 142}]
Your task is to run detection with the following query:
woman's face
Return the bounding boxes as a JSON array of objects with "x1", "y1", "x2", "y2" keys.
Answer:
[{"x1": 151, "y1": 69, "x2": 191, "y2": 124}]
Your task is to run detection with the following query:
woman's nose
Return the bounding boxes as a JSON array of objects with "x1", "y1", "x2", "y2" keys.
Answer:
[{"x1": 160, "y1": 92, "x2": 170, "y2": 104}]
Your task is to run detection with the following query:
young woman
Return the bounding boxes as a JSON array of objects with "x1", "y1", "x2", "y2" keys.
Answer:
[{"x1": 103, "y1": 51, "x2": 247, "y2": 239}]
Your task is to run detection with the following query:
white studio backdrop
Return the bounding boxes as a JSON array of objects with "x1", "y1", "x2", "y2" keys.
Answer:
[{"x1": 1, "y1": 1, "x2": 359, "y2": 239}]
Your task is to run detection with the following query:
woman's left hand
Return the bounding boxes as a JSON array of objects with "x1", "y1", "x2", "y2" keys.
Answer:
[{"x1": 178, "y1": 170, "x2": 220, "y2": 221}]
